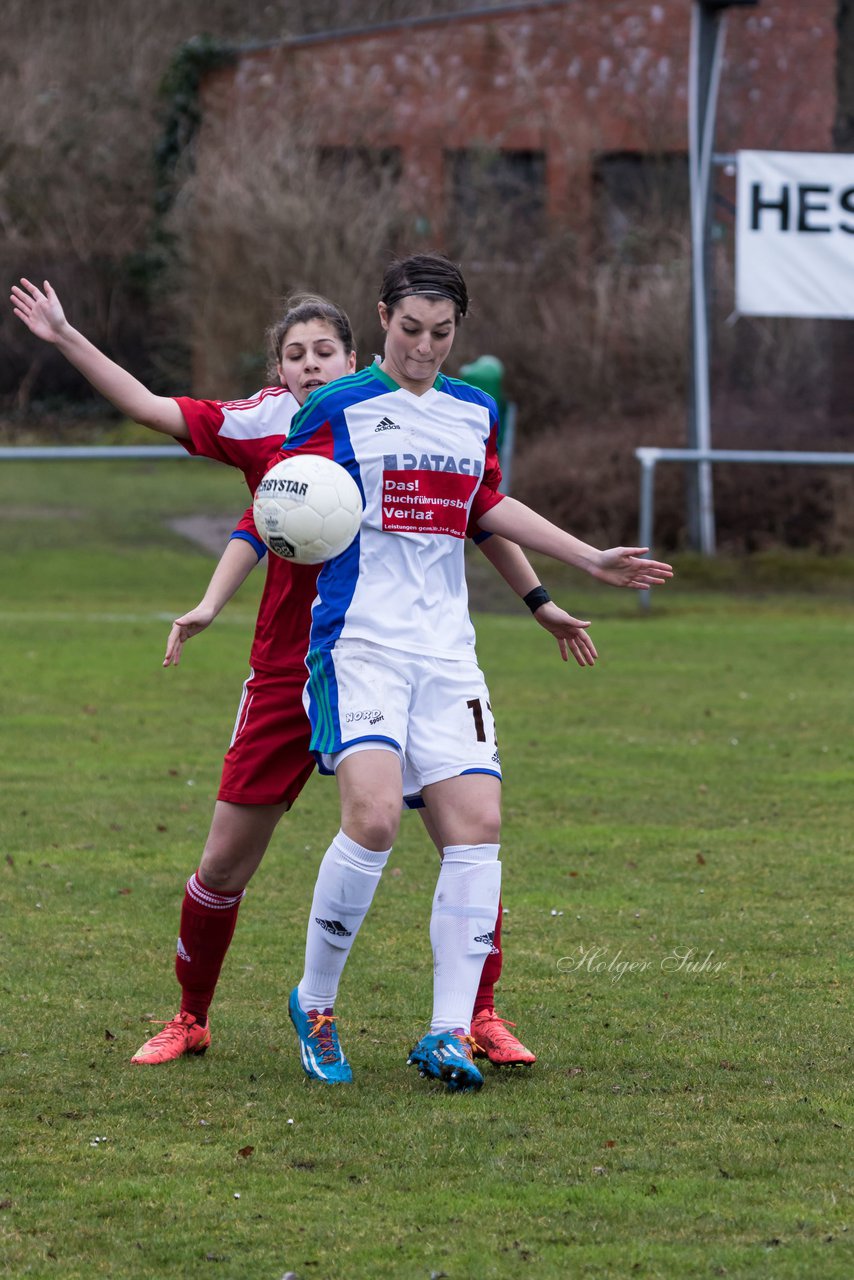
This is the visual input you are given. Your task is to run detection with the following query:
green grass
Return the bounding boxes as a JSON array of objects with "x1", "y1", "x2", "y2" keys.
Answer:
[{"x1": 1, "y1": 461, "x2": 852, "y2": 1278}]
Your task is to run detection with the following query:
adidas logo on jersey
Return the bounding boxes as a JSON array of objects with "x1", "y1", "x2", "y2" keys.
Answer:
[
  {"x1": 176, "y1": 937, "x2": 191, "y2": 962},
  {"x1": 374, "y1": 416, "x2": 401, "y2": 432},
  {"x1": 315, "y1": 918, "x2": 352, "y2": 937}
]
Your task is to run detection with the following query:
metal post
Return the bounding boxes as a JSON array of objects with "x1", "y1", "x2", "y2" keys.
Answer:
[
  {"x1": 637, "y1": 449, "x2": 658, "y2": 613},
  {"x1": 688, "y1": 2, "x2": 727, "y2": 554},
  {"x1": 499, "y1": 401, "x2": 517, "y2": 494}
]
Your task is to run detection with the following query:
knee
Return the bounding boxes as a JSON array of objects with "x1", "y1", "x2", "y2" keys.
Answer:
[
  {"x1": 463, "y1": 793, "x2": 502, "y2": 847},
  {"x1": 197, "y1": 854, "x2": 248, "y2": 895},
  {"x1": 477, "y1": 806, "x2": 502, "y2": 846},
  {"x1": 341, "y1": 796, "x2": 400, "y2": 852}
]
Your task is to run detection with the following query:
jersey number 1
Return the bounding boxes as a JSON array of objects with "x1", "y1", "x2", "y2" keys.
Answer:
[{"x1": 466, "y1": 697, "x2": 494, "y2": 745}]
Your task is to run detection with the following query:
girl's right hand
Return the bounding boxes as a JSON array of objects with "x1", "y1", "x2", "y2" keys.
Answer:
[
  {"x1": 10, "y1": 278, "x2": 69, "y2": 343},
  {"x1": 163, "y1": 605, "x2": 217, "y2": 667},
  {"x1": 594, "y1": 546, "x2": 674, "y2": 589}
]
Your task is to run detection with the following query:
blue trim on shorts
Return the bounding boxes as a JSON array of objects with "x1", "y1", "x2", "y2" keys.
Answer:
[
  {"x1": 404, "y1": 767, "x2": 501, "y2": 800},
  {"x1": 314, "y1": 733, "x2": 403, "y2": 776}
]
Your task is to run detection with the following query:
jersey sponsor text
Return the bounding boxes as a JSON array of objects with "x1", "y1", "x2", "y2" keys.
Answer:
[
  {"x1": 382, "y1": 469, "x2": 478, "y2": 537},
  {"x1": 382, "y1": 451, "x2": 483, "y2": 476}
]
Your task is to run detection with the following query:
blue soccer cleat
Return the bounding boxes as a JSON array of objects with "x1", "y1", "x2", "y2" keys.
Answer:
[
  {"x1": 288, "y1": 986, "x2": 353, "y2": 1083},
  {"x1": 407, "y1": 1029, "x2": 484, "y2": 1092}
]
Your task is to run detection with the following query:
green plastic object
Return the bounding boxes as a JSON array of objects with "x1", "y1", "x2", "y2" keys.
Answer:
[{"x1": 458, "y1": 355, "x2": 505, "y2": 412}]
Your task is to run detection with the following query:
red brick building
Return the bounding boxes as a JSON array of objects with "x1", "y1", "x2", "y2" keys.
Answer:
[
  {"x1": 190, "y1": 1, "x2": 839, "y2": 390},
  {"x1": 198, "y1": 0, "x2": 836, "y2": 232}
]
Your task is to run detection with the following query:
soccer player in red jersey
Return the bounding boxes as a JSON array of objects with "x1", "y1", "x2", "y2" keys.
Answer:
[{"x1": 11, "y1": 277, "x2": 597, "y2": 1068}]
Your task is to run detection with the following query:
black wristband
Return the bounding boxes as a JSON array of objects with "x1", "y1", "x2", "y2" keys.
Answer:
[{"x1": 523, "y1": 585, "x2": 551, "y2": 613}]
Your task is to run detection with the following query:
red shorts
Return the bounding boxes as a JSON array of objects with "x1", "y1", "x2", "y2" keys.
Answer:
[{"x1": 217, "y1": 667, "x2": 314, "y2": 807}]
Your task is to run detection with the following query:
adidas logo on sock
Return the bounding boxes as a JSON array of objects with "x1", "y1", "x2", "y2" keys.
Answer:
[
  {"x1": 474, "y1": 930, "x2": 495, "y2": 947},
  {"x1": 315, "y1": 918, "x2": 352, "y2": 937},
  {"x1": 176, "y1": 936, "x2": 191, "y2": 962}
]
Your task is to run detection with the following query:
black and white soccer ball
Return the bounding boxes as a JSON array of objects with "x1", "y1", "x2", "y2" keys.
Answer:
[{"x1": 253, "y1": 455, "x2": 363, "y2": 564}]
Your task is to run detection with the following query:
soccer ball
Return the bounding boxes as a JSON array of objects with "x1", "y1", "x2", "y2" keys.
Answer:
[{"x1": 253, "y1": 454, "x2": 363, "y2": 564}]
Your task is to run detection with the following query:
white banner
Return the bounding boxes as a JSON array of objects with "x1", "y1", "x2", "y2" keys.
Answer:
[{"x1": 736, "y1": 150, "x2": 854, "y2": 319}]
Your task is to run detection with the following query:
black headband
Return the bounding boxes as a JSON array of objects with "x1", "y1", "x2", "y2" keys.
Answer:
[{"x1": 383, "y1": 284, "x2": 467, "y2": 315}]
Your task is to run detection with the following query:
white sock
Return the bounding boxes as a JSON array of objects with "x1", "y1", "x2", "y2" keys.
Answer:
[
  {"x1": 297, "y1": 830, "x2": 390, "y2": 1012},
  {"x1": 430, "y1": 843, "x2": 501, "y2": 1036}
]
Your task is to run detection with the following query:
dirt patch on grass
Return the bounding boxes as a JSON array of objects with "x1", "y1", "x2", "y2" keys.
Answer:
[{"x1": 167, "y1": 515, "x2": 237, "y2": 555}]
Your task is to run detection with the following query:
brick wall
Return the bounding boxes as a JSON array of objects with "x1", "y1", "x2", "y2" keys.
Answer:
[
  {"x1": 190, "y1": 1, "x2": 838, "y2": 390},
  {"x1": 200, "y1": 0, "x2": 836, "y2": 230}
]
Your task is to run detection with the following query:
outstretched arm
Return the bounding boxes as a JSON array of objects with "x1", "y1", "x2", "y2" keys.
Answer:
[
  {"x1": 475, "y1": 534, "x2": 597, "y2": 667},
  {"x1": 10, "y1": 278, "x2": 189, "y2": 440},
  {"x1": 163, "y1": 536, "x2": 260, "y2": 667},
  {"x1": 477, "y1": 496, "x2": 673, "y2": 590}
]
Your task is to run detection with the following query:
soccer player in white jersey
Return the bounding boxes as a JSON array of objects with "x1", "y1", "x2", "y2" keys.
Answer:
[
  {"x1": 277, "y1": 253, "x2": 673, "y2": 1091},
  {"x1": 10, "y1": 276, "x2": 599, "y2": 1070}
]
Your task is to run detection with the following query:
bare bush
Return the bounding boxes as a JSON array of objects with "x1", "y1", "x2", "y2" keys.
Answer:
[
  {"x1": 513, "y1": 399, "x2": 854, "y2": 554},
  {"x1": 164, "y1": 110, "x2": 407, "y2": 395},
  {"x1": 1, "y1": 0, "x2": 514, "y2": 410},
  {"x1": 1, "y1": 1, "x2": 849, "y2": 549}
]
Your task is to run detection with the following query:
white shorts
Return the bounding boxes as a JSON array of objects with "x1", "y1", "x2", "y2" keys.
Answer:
[{"x1": 304, "y1": 638, "x2": 502, "y2": 794}]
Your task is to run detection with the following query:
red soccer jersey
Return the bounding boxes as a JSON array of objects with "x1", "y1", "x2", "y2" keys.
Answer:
[{"x1": 175, "y1": 387, "x2": 319, "y2": 674}]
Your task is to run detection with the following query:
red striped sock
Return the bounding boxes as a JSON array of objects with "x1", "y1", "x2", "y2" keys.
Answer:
[
  {"x1": 473, "y1": 895, "x2": 504, "y2": 1016},
  {"x1": 175, "y1": 872, "x2": 244, "y2": 1024}
]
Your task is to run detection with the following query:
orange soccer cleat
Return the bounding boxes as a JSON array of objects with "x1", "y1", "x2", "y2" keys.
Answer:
[
  {"x1": 130, "y1": 1012, "x2": 211, "y2": 1065},
  {"x1": 470, "y1": 1008, "x2": 536, "y2": 1067}
]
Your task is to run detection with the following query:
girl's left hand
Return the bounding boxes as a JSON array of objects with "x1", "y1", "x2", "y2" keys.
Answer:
[{"x1": 533, "y1": 601, "x2": 598, "y2": 666}]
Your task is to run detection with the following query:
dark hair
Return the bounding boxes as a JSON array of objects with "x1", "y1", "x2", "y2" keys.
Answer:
[
  {"x1": 266, "y1": 293, "x2": 354, "y2": 380},
  {"x1": 379, "y1": 252, "x2": 468, "y2": 320}
]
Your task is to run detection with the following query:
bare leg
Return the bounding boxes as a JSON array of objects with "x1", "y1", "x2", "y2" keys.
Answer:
[{"x1": 198, "y1": 799, "x2": 291, "y2": 893}]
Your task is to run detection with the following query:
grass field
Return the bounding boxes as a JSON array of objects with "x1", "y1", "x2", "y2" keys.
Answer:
[{"x1": 1, "y1": 460, "x2": 852, "y2": 1279}]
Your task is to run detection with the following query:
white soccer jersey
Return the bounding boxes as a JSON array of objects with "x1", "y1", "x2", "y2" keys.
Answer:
[{"x1": 277, "y1": 364, "x2": 505, "y2": 664}]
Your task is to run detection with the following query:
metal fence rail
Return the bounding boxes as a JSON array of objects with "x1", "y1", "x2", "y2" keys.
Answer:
[
  {"x1": 636, "y1": 447, "x2": 854, "y2": 610},
  {"x1": 0, "y1": 445, "x2": 188, "y2": 460},
  {"x1": 5, "y1": 445, "x2": 852, "y2": 608}
]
